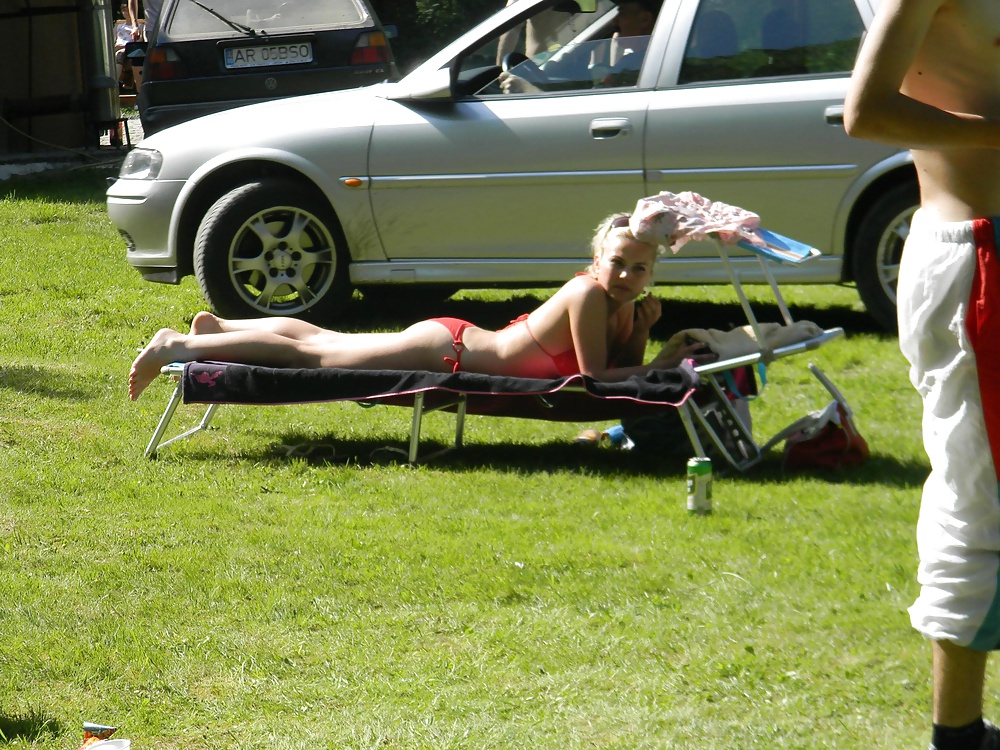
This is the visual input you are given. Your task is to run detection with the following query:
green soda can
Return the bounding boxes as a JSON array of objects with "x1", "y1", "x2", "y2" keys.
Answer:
[{"x1": 686, "y1": 457, "x2": 713, "y2": 515}]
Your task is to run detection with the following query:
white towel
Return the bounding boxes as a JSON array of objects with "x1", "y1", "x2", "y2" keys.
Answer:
[{"x1": 660, "y1": 320, "x2": 824, "y2": 362}]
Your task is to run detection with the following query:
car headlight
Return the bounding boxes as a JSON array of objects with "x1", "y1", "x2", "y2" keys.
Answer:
[{"x1": 119, "y1": 148, "x2": 164, "y2": 180}]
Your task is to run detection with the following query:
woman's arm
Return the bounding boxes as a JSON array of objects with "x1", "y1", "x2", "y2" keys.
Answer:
[
  {"x1": 567, "y1": 282, "x2": 702, "y2": 381},
  {"x1": 613, "y1": 295, "x2": 661, "y2": 366}
]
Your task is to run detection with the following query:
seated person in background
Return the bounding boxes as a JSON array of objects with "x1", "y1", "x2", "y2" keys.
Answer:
[
  {"x1": 128, "y1": 214, "x2": 713, "y2": 400},
  {"x1": 596, "y1": 0, "x2": 659, "y2": 86},
  {"x1": 499, "y1": 0, "x2": 660, "y2": 93},
  {"x1": 496, "y1": 0, "x2": 565, "y2": 64},
  {"x1": 113, "y1": 2, "x2": 137, "y2": 89}
]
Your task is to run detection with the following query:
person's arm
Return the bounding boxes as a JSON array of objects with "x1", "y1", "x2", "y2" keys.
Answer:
[
  {"x1": 844, "y1": 0, "x2": 999, "y2": 149},
  {"x1": 613, "y1": 294, "x2": 661, "y2": 366},
  {"x1": 496, "y1": 0, "x2": 522, "y2": 65},
  {"x1": 128, "y1": 0, "x2": 140, "y2": 37},
  {"x1": 568, "y1": 281, "x2": 703, "y2": 381}
]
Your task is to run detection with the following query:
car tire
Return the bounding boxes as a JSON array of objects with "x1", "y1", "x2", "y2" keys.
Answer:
[
  {"x1": 851, "y1": 181, "x2": 920, "y2": 331},
  {"x1": 194, "y1": 179, "x2": 351, "y2": 322}
]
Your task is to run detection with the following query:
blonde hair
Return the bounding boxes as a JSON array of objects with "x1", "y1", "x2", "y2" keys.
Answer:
[{"x1": 587, "y1": 212, "x2": 655, "y2": 275}]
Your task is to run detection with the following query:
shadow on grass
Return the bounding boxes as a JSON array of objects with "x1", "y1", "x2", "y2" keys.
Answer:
[
  {"x1": 188, "y1": 429, "x2": 927, "y2": 487},
  {"x1": 0, "y1": 708, "x2": 60, "y2": 744},
  {"x1": 339, "y1": 288, "x2": 891, "y2": 340},
  {"x1": 0, "y1": 365, "x2": 92, "y2": 400},
  {"x1": 0, "y1": 162, "x2": 119, "y2": 205}
]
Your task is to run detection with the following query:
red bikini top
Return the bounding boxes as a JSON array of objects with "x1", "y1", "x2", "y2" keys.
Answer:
[{"x1": 507, "y1": 314, "x2": 580, "y2": 376}]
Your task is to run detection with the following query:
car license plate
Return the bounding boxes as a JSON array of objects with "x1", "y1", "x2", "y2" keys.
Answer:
[{"x1": 224, "y1": 42, "x2": 313, "y2": 69}]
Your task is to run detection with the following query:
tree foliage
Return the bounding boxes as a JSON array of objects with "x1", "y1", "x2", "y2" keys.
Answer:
[{"x1": 371, "y1": 0, "x2": 507, "y2": 73}]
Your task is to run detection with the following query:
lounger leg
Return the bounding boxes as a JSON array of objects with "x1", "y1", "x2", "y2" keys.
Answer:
[
  {"x1": 678, "y1": 404, "x2": 708, "y2": 457},
  {"x1": 377, "y1": 392, "x2": 464, "y2": 465},
  {"x1": 409, "y1": 392, "x2": 425, "y2": 464},
  {"x1": 145, "y1": 380, "x2": 184, "y2": 458},
  {"x1": 146, "y1": 404, "x2": 220, "y2": 458},
  {"x1": 701, "y1": 377, "x2": 762, "y2": 470},
  {"x1": 454, "y1": 394, "x2": 467, "y2": 450},
  {"x1": 679, "y1": 376, "x2": 763, "y2": 472}
]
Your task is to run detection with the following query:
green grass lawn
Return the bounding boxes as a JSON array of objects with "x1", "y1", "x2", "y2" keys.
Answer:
[{"x1": 0, "y1": 165, "x2": 966, "y2": 748}]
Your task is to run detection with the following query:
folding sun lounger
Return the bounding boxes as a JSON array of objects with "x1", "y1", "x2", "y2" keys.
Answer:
[{"x1": 141, "y1": 195, "x2": 849, "y2": 471}]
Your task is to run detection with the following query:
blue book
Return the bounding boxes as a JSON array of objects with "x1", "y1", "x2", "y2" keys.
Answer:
[{"x1": 736, "y1": 228, "x2": 822, "y2": 264}]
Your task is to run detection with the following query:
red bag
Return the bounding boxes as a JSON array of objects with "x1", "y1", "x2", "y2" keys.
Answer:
[{"x1": 781, "y1": 401, "x2": 869, "y2": 471}]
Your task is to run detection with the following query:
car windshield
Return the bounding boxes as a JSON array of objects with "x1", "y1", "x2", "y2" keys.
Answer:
[{"x1": 165, "y1": 0, "x2": 371, "y2": 38}]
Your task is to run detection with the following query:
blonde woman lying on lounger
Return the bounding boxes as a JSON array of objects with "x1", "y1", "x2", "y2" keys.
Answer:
[{"x1": 128, "y1": 213, "x2": 715, "y2": 401}]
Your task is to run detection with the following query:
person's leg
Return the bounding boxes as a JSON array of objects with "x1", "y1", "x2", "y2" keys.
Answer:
[
  {"x1": 308, "y1": 321, "x2": 461, "y2": 371},
  {"x1": 931, "y1": 640, "x2": 1000, "y2": 750},
  {"x1": 189, "y1": 311, "x2": 327, "y2": 341},
  {"x1": 130, "y1": 320, "x2": 464, "y2": 400},
  {"x1": 934, "y1": 640, "x2": 988, "y2": 726},
  {"x1": 899, "y1": 216, "x2": 1000, "y2": 749},
  {"x1": 129, "y1": 327, "x2": 320, "y2": 400}
]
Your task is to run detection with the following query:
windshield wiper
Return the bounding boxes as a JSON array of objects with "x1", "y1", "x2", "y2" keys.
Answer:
[{"x1": 182, "y1": 0, "x2": 265, "y2": 38}]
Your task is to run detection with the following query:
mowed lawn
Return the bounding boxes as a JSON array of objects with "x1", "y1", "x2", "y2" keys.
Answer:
[{"x1": 0, "y1": 165, "x2": 981, "y2": 749}]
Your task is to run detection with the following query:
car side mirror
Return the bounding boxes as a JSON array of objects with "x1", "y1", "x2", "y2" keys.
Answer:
[{"x1": 386, "y1": 66, "x2": 453, "y2": 101}]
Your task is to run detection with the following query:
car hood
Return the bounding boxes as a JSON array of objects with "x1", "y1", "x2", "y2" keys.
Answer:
[{"x1": 139, "y1": 81, "x2": 401, "y2": 178}]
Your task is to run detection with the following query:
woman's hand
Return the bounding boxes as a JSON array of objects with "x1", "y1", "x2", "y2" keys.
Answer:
[
  {"x1": 651, "y1": 340, "x2": 717, "y2": 369},
  {"x1": 633, "y1": 294, "x2": 661, "y2": 333}
]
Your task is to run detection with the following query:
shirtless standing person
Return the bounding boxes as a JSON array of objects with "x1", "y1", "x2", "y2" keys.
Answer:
[
  {"x1": 844, "y1": 2, "x2": 1000, "y2": 749},
  {"x1": 496, "y1": 0, "x2": 564, "y2": 64}
]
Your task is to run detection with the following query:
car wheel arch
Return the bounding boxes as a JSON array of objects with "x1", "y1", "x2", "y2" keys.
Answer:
[
  {"x1": 175, "y1": 160, "x2": 346, "y2": 279},
  {"x1": 842, "y1": 164, "x2": 918, "y2": 283}
]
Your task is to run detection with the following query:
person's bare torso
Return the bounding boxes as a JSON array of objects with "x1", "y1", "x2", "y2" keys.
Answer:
[{"x1": 902, "y1": 0, "x2": 1000, "y2": 220}]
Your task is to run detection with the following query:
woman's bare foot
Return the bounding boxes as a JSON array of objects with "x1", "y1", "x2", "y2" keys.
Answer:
[
  {"x1": 129, "y1": 328, "x2": 185, "y2": 401},
  {"x1": 190, "y1": 311, "x2": 225, "y2": 335}
]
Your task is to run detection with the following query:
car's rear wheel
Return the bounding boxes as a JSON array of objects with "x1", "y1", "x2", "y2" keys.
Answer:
[
  {"x1": 194, "y1": 179, "x2": 351, "y2": 322},
  {"x1": 851, "y1": 181, "x2": 920, "y2": 331}
]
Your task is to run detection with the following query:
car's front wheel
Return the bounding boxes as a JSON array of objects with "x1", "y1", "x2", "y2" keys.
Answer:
[
  {"x1": 194, "y1": 179, "x2": 351, "y2": 321},
  {"x1": 851, "y1": 181, "x2": 920, "y2": 331}
]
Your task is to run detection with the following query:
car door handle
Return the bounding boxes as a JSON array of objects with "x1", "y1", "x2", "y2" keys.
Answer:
[
  {"x1": 590, "y1": 118, "x2": 631, "y2": 139},
  {"x1": 825, "y1": 105, "x2": 845, "y2": 126}
]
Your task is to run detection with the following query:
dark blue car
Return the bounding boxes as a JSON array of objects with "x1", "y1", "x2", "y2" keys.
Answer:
[{"x1": 137, "y1": 0, "x2": 398, "y2": 135}]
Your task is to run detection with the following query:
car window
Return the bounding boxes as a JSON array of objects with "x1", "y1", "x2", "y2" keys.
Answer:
[
  {"x1": 165, "y1": 0, "x2": 372, "y2": 39},
  {"x1": 454, "y1": 0, "x2": 659, "y2": 97},
  {"x1": 677, "y1": 0, "x2": 864, "y2": 85}
]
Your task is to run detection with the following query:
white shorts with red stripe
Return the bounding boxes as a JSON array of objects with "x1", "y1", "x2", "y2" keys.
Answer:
[{"x1": 900, "y1": 210, "x2": 1000, "y2": 649}]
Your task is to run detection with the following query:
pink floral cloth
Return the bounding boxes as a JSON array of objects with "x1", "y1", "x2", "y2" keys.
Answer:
[{"x1": 628, "y1": 191, "x2": 768, "y2": 254}]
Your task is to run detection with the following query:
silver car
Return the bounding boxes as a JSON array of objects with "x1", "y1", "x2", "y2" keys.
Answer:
[{"x1": 108, "y1": 0, "x2": 915, "y2": 330}]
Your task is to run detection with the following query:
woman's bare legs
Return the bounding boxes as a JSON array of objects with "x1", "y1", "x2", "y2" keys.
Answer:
[
  {"x1": 129, "y1": 326, "x2": 326, "y2": 400},
  {"x1": 190, "y1": 311, "x2": 327, "y2": 341},
  {"x1": 129, "y1": 320, "x2": 462, "y2": 401},
  {"x1": 187, "y1": 314, "x2": 463, "y2": 371}
]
